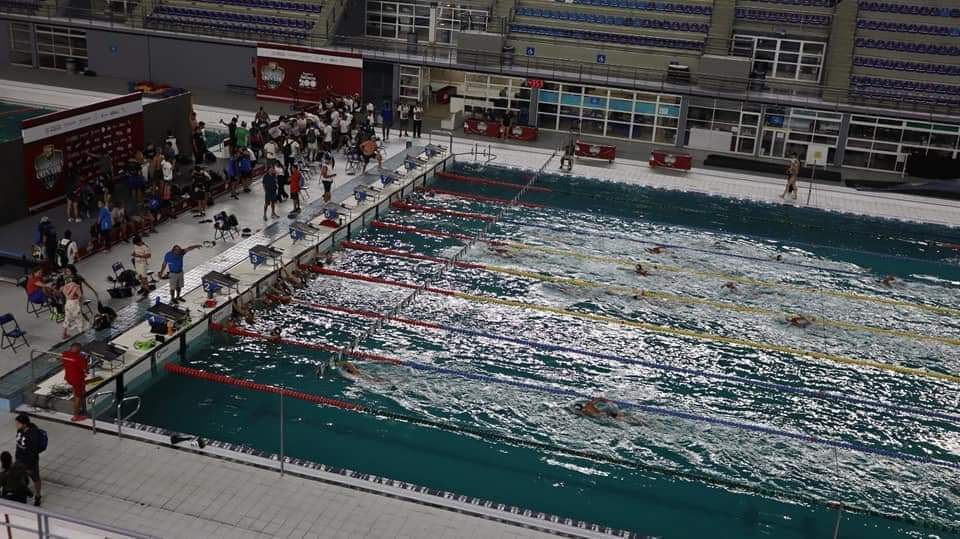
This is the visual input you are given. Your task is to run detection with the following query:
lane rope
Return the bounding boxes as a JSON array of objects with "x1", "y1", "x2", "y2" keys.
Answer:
[
  {"x1": 209, "y1": 325, "x2": 960, "y2": 471},
  {"x1": 390, "y1": 200, "x2": 496, "y2": 222},
  {"x1": 378, "y1": 219, "x2": 960, "y2": 320},
  {"x1": 283, "y1": 298, "x2": 960, "y2": 425},
  {"x1": 340, "y1": 241, "x2": 960, "y2": 347},
  {"x1": 420, "y1": 187, "x2": 546, "y2": 208},
  {"x1": 436, "y1": 170, "x2": 552, "y2": 192},
  {"x1": 164, "y1": 362, "x2": 960, "y2": 535},
  {"x1": 313, "y1": 268, "x2": 960, "y2": 385}
]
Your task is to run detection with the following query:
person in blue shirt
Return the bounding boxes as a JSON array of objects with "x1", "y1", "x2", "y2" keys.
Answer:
[
  {"x1": 380, "y1": 99, "x2": 393, "y2": 142},
  {"x1": 238, "y1": 149, "x2": 253, "y2": 193},
  {"x1": 97, "y1": 200, "x2": 113, "y2": 250},
  {"x1": 158, "y1": 244, "x2": 201, "y2": 302},
  {"x1": 226, "y1": 151, "x2": 239, "y2": 200}
]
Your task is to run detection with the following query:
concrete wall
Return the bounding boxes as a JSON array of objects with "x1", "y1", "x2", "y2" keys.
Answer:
[
  {"x1": 0, "y1": 138, "x2": 26, "y2": 226},
  {"x1": 0, "y1": 21, "x2": 10, "y2": 66},
  {"x1": 86, "y1": 30, "x2": 255, "y2": 91}
]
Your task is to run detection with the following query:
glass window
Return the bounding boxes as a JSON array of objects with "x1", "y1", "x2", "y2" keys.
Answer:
[{"x1": 734, "y1": 34, "x2": 825, "y2": 82}]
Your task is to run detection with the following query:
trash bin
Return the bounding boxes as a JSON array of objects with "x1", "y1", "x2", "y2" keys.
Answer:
[{"x1": 65, "y1": 57, "x2": 77, "y2": 74}]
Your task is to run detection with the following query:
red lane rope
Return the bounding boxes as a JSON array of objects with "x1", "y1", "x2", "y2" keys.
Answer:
[
  {"x1": 340, "y1": 241, "x2": 486, "y2": 269},
  {"x1": 419, "y1": 187, "x2": 546, "y2": 209},
  {"x1": 370, "y1": 220, "x2": 506, "y2": 246},
  {"x1": 390, "y1": 200, "x2": 496, "y2": 222},
  {"x1": 436, "y1": 170, "x2": 552, "y2": 193},
  {"x1": 315, "y1": 267, "x2": 458, "y2": 296},
  {"x1": 164, "y1": 363, "x2": 365, "y2": 410}
]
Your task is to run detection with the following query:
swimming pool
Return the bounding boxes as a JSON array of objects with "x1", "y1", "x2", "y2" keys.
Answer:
[{"x1": 130, "y1": 161, "x2": 960, "y2": 538}]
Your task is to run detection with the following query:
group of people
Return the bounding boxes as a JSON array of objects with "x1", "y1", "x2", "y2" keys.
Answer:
[
  {"x1": 0, "y1": 415, "x2": 44, "y2": 506},
  {"x1": 25, "y1": 264, "x2": 98, "y2": 339}
]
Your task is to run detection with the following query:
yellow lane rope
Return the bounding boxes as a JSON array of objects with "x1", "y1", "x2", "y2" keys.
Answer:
[
  {"x1": 442, "y1": 289, "x2": 960, "y2": 385},
  {"x1": 480, "y1": 263, "x2": 960, "y2": 347},
  {"x1": 504, "y1": 242, "x2": 960, "y2": 319}
]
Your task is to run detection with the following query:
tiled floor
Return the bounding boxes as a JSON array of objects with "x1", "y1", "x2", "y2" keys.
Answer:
[{"x1": 0, "y1": 413, "x2": 564, "y2": 539}]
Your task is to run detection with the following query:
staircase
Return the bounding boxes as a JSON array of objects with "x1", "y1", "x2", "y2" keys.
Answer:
[
  {"x1": 704, "y1": 0, "x2": 733, "y2": 55},
  {"x1": 492, "y1": 0, "x2": 516, "y2": 34},
  {"x1": 821, "y1": 0, "x2": 858, "y2": 100}
]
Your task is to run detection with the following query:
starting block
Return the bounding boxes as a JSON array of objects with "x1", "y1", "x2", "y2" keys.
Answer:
[
  {"x1": 249, "y1": 245, "x2": 283, "y2": 269},
  {"x1": 202, "y1": 271, "x2": 240, "y2": 297},
  {"x1": 289, "y1": 221, "x2": 320, "y2": 244}
]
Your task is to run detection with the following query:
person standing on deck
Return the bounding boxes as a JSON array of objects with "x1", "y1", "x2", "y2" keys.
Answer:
[
  {"x1": 158, "y1": 244, "x2": 202, "y2": 303},
  {"x1": 780, "y1": 153, "x2": 800, "y2": 201}
]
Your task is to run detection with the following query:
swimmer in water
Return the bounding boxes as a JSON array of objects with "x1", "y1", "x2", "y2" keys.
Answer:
[
  {"x1": 788, "y1": 314, "x2": 813, "y2": 328},
  {"x1": 635, "y1": 264, "x2": 650, "y2": 276},
  {"x1": 338, "y1": 360, "x2": 361, "y2": 377},
  {"x1": 721, "y1": 282, "x2": 737, "y2": 291},
  {"x1": 574, "y1": 397, "x2": 641, "y2": 425},
  {"x1": 646, "y1": 246, "x2": 667, "y2": 255},
  {"x1": 269, "y1": 327, "x2": 282, "y2": 341},
  {"x1": 772, "y1": 254, "x2": 784, "y2": 262},
  {"x1": 492, "y1": 246, "x2": 514, "y2": 259},
  {"x1": 879, "y1": 275, "x2": 896, "y2": 288}
]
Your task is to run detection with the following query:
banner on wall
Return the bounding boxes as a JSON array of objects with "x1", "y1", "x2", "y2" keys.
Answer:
[
  {"x1": 21, "y1": 93, "x2": 144, "y2": 211},
  {"x1": 255, "y1": 44, "x2": 363, "y2": 105}
]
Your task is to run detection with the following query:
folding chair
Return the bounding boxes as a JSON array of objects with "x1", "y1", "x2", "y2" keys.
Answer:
[
  {"x1": 20, "y1": 277, "x2": 50, "y2": 318},
  {"x1": 0, "y1": 313, "x2": 28, "y2": 352}
]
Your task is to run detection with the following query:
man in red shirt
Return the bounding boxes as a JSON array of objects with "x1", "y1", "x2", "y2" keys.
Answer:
[
  {"x1": 289, "y1": 163, "x2": 302, "y2": 213},
  {"x1": 61, "y1": 343, "x2": 88, "y2": 421}
]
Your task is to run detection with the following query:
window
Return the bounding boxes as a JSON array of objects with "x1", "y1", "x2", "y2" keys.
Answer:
[
  {"x1": 462, "y1": 74, "x2": 531, "y2": 123},
  {"x1": 844, "y1": 114, "x2": 960, "y2": 172},
  {"x1": 34, "y1": 25, "x2": 86, "y2": 71},
  {"x1": 759, "y1": 107, "x2": 840, "y2": 162},
  {"x1": 535, "y1": 82, "x2": 679, "y2": 143},
  {"x1": 732, "y1": 35, "x2": 825, "y2": 83},
  {"x1": 367, "y1": 1, "x2": 487, "y2": 44},
  {"x1": 9, "y1": 22, "x2": 32, "y2": 67},
  {"x1": 684, "y1": 98, "x2": 761, "y2": 154}
]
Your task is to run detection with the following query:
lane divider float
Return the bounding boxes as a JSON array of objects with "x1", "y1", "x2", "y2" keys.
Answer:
[{"x1": 436, "y1": 170, "x2": 552, "y2": 192}]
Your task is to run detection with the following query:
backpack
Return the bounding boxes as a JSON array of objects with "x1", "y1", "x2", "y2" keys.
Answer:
[
  {"x1": 37, "y1": 428, "x2": 48, "y2": 453},
  {"x1": 56, "y1": 239, "x2": 73, "y2": 267},
  {"x1": 306, "y1": 129, "x2": 318, "y2": 143}
]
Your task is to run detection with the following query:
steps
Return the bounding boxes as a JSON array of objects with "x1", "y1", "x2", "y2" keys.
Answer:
[
  {"x1": 821, "y1": 0, "x2": 858, "y2": 97},
  {"x1": 704, "y1": 0, "x2": 734, "y2": 55}
]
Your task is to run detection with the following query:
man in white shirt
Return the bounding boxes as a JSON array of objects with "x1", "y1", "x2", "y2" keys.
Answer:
[
  {"x1": 58, "y1": 230, "x2": 77, "y2": 268},
  {"x1": 164, "y1": 132, "x2": 179, "y2": 158},
  {"x1": 131, "y1": 235, "x2": 151, "y2": 298},
  {"x1": 412, "y1": 102, "x2": 424, "y2": 138},
  {"x1": 161, "y1": 157, "x2": 174, "y2": 182},
  {"x1": 305, "y1": 124, "x2": 320, "y2": 161},
  {"x1": 263, "y1": 139, "x2": 279, "y2": 162},
  {"x1": 339, "y1": 117, "x2": 351, "y2": 149},
  {"x1": 398, "y1": 103, "x2": 410, "y2": 137},
  {"x1": 323, "y1": 122, "x2": 333, "y2": 152}
]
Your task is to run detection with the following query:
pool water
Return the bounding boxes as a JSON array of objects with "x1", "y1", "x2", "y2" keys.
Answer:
[
  {"x1": 132, "y1": 162, "x2": 960, "y2": 538},
  {"x1": 0, "y1": 101, "x2": 55, "y2": 142}
]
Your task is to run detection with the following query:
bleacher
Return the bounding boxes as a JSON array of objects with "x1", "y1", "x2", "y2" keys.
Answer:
[
  {"x1": 0, "y1": 0, "x2": 41, "y2": 12},
  {"x1": 145, "y1": 0, "x2": 321, "y2": 42},
  {"x1": 735, "y1": 8, "x2": 831, "y2": 26},
  {"x1": 510, "y1": 0, "x2": 711, "y2": 52}
]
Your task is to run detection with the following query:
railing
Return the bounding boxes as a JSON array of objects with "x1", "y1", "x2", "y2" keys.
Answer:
[
  {"x1": 116, "y1": 394, "x2": 142, "y2": 437},
  {"x1": 87, "y1": 390, "x2": 113, "y2": 435},
  {"x1": 0, "y1": 495, "x2": 153, "y2": 538},
  {"x1": 428, "y1": 129, "x2": 454, "y2": 150},
  {"x1": 3, "y1": 1, "x2": 960, "y2": 117}
]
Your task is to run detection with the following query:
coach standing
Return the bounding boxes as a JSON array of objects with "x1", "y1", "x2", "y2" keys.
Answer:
[{"x1": 159, "y1": 244, "x2": 202, "y2": 303}]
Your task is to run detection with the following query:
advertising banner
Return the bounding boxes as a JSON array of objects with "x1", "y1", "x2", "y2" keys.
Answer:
[
  {"x1": 21, "y1": 93, "x2": 144, "y2": 211},
  {"x1": 255, "y1": 44, "x2": 363, "y2": 105}
]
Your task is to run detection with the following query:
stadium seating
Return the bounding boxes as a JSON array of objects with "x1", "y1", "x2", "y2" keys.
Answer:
[
  {"x1": 188, "y1": 0, "x2": 322, "y2": 13},
  {"x1": 850, "y1": 75, "x2": 960, "y2": 96},
  {"x1": 735, "y1": 8, "x2": 831, "y2": 25},
  {"x1": 856, "y1": 2, "x2": 960, "y2": 18},
  {"x1": 509, "y1": 23, "x2": 704, "y2": 50},
  {"x1": 515, "y1": 7, "x2": 709, "y2": 32},
  {"x1": 853, "y1": 56, "x2": 959, "y2": 76},
  {"x1": 854, "y1": 38, "x2": 960, "y2": 56},
  {"x1": 563, "y1": 0, "x2": 713, "y2": 16},
  {"x1": 748, "y1": 0, "x2": 835, "y2": 6},
  {"x1": 0, "y1": 0, "x2": 41, "y2": 10},
  {"x1": 146, "y1": 12, "x2": 310, "y2": 40},
  {"x1": 856, "y1": 19, "x2": 960, "y2": 36},
  {"x1": 152, "y1": 5, "x2": 313, "y2": 29}
]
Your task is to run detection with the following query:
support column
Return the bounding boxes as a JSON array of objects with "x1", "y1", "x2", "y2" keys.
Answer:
[
  {"x1": 527, "y1": 87, "x2": 539, "y2": 128},
  {"x1": 675, "y1": 98, "x2": 688, "y2": 149},
  {"x1": 834, "y1": 112, "x2": 850, "y2": 167},
  {"x1": 428, "y1": 2, "x2": 438, "y2": 43}
]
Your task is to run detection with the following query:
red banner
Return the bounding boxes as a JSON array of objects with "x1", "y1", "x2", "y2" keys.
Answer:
[
  {"x1": 575, "y1": 141, "x2": 617, "y2": 162},
  {"x1": 21, "y1": 93, "x2": 144, "y2": 211},
  {"x1": 256, "y1": 44, "x2": 363, "y2": 105},
  {"x1": 464, "y1": 119, "x2": 538, "y2": 141}
]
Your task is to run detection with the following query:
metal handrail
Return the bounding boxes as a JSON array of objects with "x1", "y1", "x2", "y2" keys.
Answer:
[
  {"x1": 429, "y1": 129, "x2": 454, "y2": 150},
  {"x1": 116, "y1": 395, "x2": 142, "y2": 438},
  {"x1": 87, "y1": 390, "x2": 114, "y2": 435},
  {"x1": 0, "y1": 495, "x2": 154, "y2": 538}
]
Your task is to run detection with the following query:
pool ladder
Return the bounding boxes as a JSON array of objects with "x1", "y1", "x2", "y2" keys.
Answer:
[{"x1": 88, "y1": 391, "x2": 142, "y2": 438}]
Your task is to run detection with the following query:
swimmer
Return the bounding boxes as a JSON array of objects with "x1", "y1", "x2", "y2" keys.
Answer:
[
  {"x1": 635, "y1": 264, "x2": 650, "y2": 276},
  {"x1": 879, "y1": 275, "x2": 896, "y2": 288},
  {"x1": 721, "y1": 282, "x2": 738, "y2": 291},
  {"x1": 646, "y1": 246, "x2": 667, "y2": 255},
  {"x1": 787, "y1": 314, "x2": 813, "y2": 328},
  {"x1": 338, "y1": 360, "x2": 361, "y2": 377},
  {"x1": 269, "y1": 327, "x2": 282, "y2": 342},
  {"x1": 574, "y1": 397, "x2": 642, "y2": 425},
  {"x1": 632, "y1": 290, "x2": 648, "y2": 300},
  {"x1": 771, "y1": 254, "x2": 784, "y2": 262},
  {"x1": 231, "y1": 297, "x2": 254, "y2": 325},
  {"x1": 280, "y1": 267, "x2": 304, "y2": 288},
  {"x1": 492, "y1": 246, "x2": 514, "y2": 259}
]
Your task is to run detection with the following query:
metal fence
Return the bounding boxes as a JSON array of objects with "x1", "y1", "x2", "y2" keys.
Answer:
[{"x1": 0, "y1": 496, "x2": 154, "y2": 538}]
